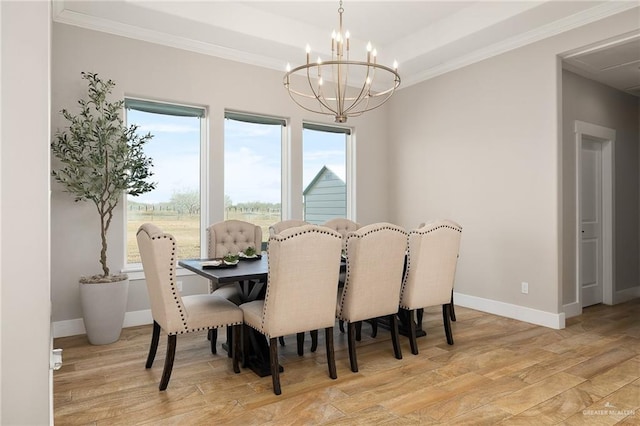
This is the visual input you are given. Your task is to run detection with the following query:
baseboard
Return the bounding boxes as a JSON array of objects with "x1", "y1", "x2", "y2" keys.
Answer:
[
  {"x1": 53, "y1": 309, "x2": 153, "y2": 338},
  {"x1": 563, "y1": 301, "x2": 582, "y2": 319},
  {"x1": 454, "y1": 292, "x2": 566, "y2": 329},
  {"x1": 615, "y1": 286, "x2": 640, "y2": 304}
]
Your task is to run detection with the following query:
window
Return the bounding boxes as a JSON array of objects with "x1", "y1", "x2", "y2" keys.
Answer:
[
  {"x1": 303, "y1": 123, "x2": 351, "y2": 224},
  {"x1": 125, "y1": 99, "x2": 206, "y2": 265},
  {"x1": 224, "y1": 112, "x2": 286, "y2": 243}
]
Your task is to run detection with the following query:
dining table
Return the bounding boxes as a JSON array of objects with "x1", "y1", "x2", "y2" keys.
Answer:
[{"x1": 179, "y1": 254, "x2": 273, "y2": 376}]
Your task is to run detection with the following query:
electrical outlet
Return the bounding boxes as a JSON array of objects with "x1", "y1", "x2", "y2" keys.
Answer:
[
  {"x1": 177, "y1": 281, "x2": 183, "y2": 292},
  {"x1": 521, "y1": 282, "x2": 529, "y2": 294}
]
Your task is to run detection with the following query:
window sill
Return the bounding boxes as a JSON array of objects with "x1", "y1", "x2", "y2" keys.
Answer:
[{"x1": 122, "y1": 265, "x2": 196, "y2": 281}]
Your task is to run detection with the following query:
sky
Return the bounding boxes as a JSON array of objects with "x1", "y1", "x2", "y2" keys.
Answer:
[{"x1": 127, "y1": 109, "x2": 346, "y2": 205}]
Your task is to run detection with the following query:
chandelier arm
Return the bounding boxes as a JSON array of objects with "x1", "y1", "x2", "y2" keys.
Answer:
[
  {"x1": 304, "y1": 65, "x2": 338, "y2": 116},
  {"x1": 285, "y1": 88, "x2": 337, "y2": 118},
  {"x1": 342, "y1": 64, "x2": 374, "y2": 115}
]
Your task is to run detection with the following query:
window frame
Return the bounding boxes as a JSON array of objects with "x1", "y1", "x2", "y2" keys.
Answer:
[{"x1": 122, "y1": 97, "x2": 208, "y2": 276}]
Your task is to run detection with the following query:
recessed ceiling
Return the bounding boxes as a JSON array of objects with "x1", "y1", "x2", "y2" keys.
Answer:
[{"x1": 53, "y1": 1, "x2": 639, "y2": 93}]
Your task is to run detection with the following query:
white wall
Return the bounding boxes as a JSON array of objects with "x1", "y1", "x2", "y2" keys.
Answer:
[
  {"x1": 51, "y1": 23, "x2": 390, "y2": 327},
  {"x1": 562, "y1": 70, "x2": 640, "y2": 305},
  {"x1": 387, "y1": 8, "x2": 639, "y2": 326},
  {"x1": 1, "y1": 1, "x2": 52, "y2": 424}
]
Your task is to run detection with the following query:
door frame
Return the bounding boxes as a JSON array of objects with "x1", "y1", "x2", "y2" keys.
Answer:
[{"x1": 575, "y1": 120, "x2": 615, "y2": 310}]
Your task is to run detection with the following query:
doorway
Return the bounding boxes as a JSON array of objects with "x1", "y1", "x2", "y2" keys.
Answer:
[{"x1": 575, "y1": 120, "x2": 615, "y2": 307}]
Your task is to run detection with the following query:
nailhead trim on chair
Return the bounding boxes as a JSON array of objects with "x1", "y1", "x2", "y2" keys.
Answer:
[
  {"x1": 399, "y1": 221, "x2": 462, "y2": 309},
  {"x1": 337, "y1": 224, "x2": 408, "y2": 320},
  {"x1": 168, "y1": 321, "x2": 243, "y2": 336},
  {"x1": 151, "y1": 233, "x2": 189, "y2": 332},
  {"x1": 261, "y1": 226, "x2": 342, "y2": 333}
]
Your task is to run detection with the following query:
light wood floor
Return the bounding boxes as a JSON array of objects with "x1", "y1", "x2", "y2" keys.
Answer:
[{"x1": 54, "y1": 299, "x2": 640, "y2": 425}]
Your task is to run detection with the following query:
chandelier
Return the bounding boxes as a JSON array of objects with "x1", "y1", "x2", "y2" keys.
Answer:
[{"x1": 283, "y1": 1, "x2": 400, "y2": 123}]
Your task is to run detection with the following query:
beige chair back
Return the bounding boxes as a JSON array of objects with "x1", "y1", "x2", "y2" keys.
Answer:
[
  {"x1": 268, "y1": 219, "x2": 308, "y2": 237},
  {"x1": 323, "y1": 218, "x2": 361, "y2": 249},
  {"x1": 207, "y1": 220, "x2": 262, "y2": 258},
  {"x1": 261, "y1": 225, "x2": 342, "y2": 337},
  {"x1": 338, "y1": 223, "x2": 407, "y2": 322},
  {"x1": 400, "y1": 220, "x2": 462, "y2": 310},
  {"x1": 136, "y1": 223, "x2": 188, "y2": 334}
]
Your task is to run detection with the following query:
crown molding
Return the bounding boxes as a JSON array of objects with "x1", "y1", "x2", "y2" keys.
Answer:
[
  {"x1": 52, "y1": 1, "x2": 638, "y2": 89},
  {"x1": 402, "y1": 1, "x2": 639, "y2": 88}
]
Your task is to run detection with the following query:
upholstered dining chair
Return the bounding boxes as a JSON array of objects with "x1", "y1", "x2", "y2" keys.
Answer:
[
  {"x1": 336, "y1": 222, "x2": 408, "y2": 373},
  {"x1": 136, "y1": 223, "x2": 243, "y2": 390},
  {"x1": 323, "y1": 218, "x2": 362, "y2": 334},
  {"x1": 268, "y1": 219, "x2": 309, "y2": 237},
  {"x1": 400, "y1": 220, "x2": 462, "y2": 354},
  {"x1": 240, "y1": 224, "x2": 343, "y2": 395},
  {"x1": 206, "y1": 219, "x2": 263, "y2": 351},
  {"x1": 268, "y1": 219, "x2": 310, "y2": 351}
]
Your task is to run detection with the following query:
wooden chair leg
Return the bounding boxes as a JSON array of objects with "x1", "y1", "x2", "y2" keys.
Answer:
[
  {"x1": 232, "y1": 325, "x2": 241, "y2": 373},
  {"x1": 210, "y1": 328, "x2": 217, "y2": 354},
  {"x1": 226, "y1": 326, "x2": 232, "y2": 358},
  {"x1": 347, "y1": 322, "x2": 358, "y2": 373},
  {"x1": 450, "y1": 289, "x2": 456, "y2": 322},
  {"x1": 390, "y1": 314, "x2": 402, "y2": 360},
  {"x1": 146, "y1": 321, "x2": 161, "y2": 368},
  {"x1": 417, "y1": 308, "x2": 424, "y2": 329},
  {"x1": 443, "y1": 304, "x2": 454, "y2": 345},
  {"x1": 269, "y1": 337, "x2": 281, "y2": 395},
  {"x1": 310, "y1": 330, "x2": 318, "y2": 352},
  {"x1": 339, "y1": 320, "x2": 345, "y2": 333},
  {"x1": 296, "y1": 332, "x2": 304, "y2": 356},
  {"x1": 325, "y1": 327, "x2": 337, "y2": 379},
  {"x1": 159, "y1": 334, "x2": 177, "y2": 391},
  {"x1": 370, "y1": 318, "x2": 378, "y2": 338},
  {"x1": 279, "y1": 336, "x2": 286, "y2": 346},
  {"x1": 355, "y1": 321, "x2": 362, "y2": 341},
  {"x1": 407, "y1": 309, "x2": 418, "y2": 355}
]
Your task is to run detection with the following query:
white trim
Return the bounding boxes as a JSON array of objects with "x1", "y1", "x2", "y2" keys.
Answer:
[
  {"x1": 575, "y1": 121, "x2": 615, "y2": 307},
  {"x1": 563, "y1": 301, "x2": 582, "y2": 319},
  {"x1": 402, "y1": 2, "x2": 638, "y2": 88},
  {"x1": 53, "y1": 309, "x2": 153, "y2": 338},
  {"x1": 615, "y1": 286, "x2": 640, "y2": 304},
  {"x1": 454, "y1": 292, "x2": 566, "y2": 329}
]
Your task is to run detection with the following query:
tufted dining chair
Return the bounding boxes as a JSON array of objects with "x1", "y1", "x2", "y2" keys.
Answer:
[
  {"x1": 337, "y1": 222, "x2": 408, "y2": 373},
  {"x1": 400, "y1": 220, "x2": 462, "y2": 354},
  {"x1": 268, "y1": 219, "x2": 309, "y2": 237},
  {"x1": 136, "y1": 223, "x2": 243, "y2": 390},
  {"x1": 206, "y1": 220, "x2": 263, "y2": 352},
  {"x1": 323, "y1": 218, "x2": 361, "y2": 250},
  {"x1": 240, "y1": 224, "x2": 343, "y2": 395}
]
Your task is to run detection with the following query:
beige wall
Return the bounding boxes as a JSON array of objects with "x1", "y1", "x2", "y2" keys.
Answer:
[
  {"x1": 561, "y1": 70, "x2": 640, "y2": 305},
  {"x1": 1, "y1": 1, "x2": 52, "y2": 424},
  {"x1": 387, "y1": 9, "x2": 640, "y2": 316},
  {"x1": 51, "y1": 23, "x2": 390, "y2": 323}
]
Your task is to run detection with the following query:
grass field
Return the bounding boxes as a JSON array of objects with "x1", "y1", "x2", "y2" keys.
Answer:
[{"x1": 127, "y1": 209, "x2": 281, "y2": 263}]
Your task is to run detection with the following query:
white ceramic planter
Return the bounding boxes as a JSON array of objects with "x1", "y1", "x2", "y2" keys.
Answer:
[{"x1": 80, "y1": 278, "x2": 129, "y2": 345}]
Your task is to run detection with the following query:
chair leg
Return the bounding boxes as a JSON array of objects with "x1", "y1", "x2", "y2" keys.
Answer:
[
  {"x1": 232, "y1": 325, "x2": 241, "y2": 373},
  {"x1": 339, "y1": 320, "x2": 345, "y2": 333},
  {"x1": 210, "y1": 328, "x2": 217, "y2": 354},
  {"x1": 269, "y1": 337, "x2": 281, "y2": 395},
  {"x1": 325, "y1": 327, "x2": 337, "y2": 379},
  {"x1": 417, "y1": 308, "x2": 424, "y2": 329},
  {"x1": 310, "y1": 330, "x2": 318, "y2": 352},
  {"x1": 355, "y1": 321, "x2": 362, "y2": 341},
  {"x1": 450, "y1": 289, "x2": 457, "y2": 322},
  {"x1": 296, "y1": 332, "x2": 304, "y2": 356},
  {"x1": 146, "y1": 321, "x2": 161, "y2": 368},
  {"x1": 370, "y1": 318, "x2": 378, "y2": 338},
  {"x1": 443, "y1": 304, "x2": 454, "y2": 345},
  {"x1": 347, "y1": 322, "x2": 358, "y2": 373},
  {"x1": 390, "y1": 314, "x2": 402, "y2": 360},
  {"x1": 226, "y1": 326, "x2": 232, "y2": 358},
  {"x1": 159, "y1": 334, "x2": 177, "y2": 391},
  {"x1": 407, "y1": 309, "x2": 418, "y2": 355},
  {"x1": 279, "y1": 336, "x2": 286, "y2": 346}
]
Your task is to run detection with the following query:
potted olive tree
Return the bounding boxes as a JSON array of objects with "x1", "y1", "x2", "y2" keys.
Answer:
[{"x1": 52, "y1": 72, "x2": 156, "y2": 345}]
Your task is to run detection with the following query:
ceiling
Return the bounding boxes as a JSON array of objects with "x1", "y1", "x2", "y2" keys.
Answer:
[{"x1": 53, "y1": 1, "x2": 640, "y2": 96}]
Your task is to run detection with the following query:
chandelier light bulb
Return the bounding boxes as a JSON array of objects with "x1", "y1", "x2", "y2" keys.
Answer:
[
  {"x1": 366, "y1": 42, "x2": 372, "y2": 52},
  {"x1": 286, "y1": 63, "x2": 291, "y2": 72},
  {"x1": 305, "y1": 44, "x2": 311, "y2": 54},
  {"x1": 393, "y1": 60, "x2": 398, "y2": 70}
]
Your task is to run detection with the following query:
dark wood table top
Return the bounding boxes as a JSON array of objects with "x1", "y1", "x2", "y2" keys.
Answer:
[{"x1": 179, "y1": 254, "x2": 268, "y2": 285}]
